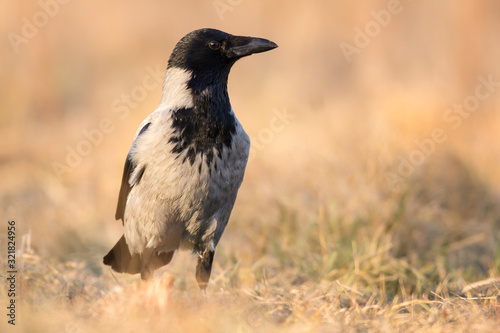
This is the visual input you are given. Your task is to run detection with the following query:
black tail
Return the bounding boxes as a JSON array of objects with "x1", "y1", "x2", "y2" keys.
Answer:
[
  {"x1": 103, "y1": 235, "x2": 174, "y2": 278},
  {"x1": 103, "y1": 235, "x2": 141, "y2": 274}
]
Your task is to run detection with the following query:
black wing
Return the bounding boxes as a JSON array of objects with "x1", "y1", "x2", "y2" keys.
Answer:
[{"x1": 115, "y1": 122, "x2": 151, "y2": 223}]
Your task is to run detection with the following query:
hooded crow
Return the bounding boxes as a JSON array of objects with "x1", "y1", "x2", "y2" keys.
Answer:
[{"x1": 103, "y1": 28, "x2": 277, "y2": 290}]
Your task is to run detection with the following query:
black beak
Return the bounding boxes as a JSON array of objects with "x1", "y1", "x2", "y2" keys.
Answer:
[{"x1": 226, "y1": 36, "x2": 278, "y2": 59}]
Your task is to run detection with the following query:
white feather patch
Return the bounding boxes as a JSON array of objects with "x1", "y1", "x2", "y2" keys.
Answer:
[{"x1": 160, "y1": 68, "x2": 194, "y2": 109}]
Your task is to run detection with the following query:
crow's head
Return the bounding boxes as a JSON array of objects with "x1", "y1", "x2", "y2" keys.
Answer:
[{"x1": 167, "y1": 29, "x2": 277, "y2": 89}]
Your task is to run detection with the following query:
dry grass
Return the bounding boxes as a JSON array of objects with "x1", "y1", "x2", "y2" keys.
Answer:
[{"x1": 1, "y1": 1, "x2": 500, "y2": 332}]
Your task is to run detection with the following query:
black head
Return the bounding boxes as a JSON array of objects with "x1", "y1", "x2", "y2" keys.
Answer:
[{"x1": 167, "y1": 29, "x2": 277, "y2": 88}]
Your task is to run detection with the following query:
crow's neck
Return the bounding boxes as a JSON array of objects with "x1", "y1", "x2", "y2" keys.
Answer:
[
  {"x1": 160, "y1": 67, "x2": 232, "y2": 117},
  {"x1": 188, "y1": 69, "x2": 232, "y2": 117},
  {"x1": 166, "y1": 67, "x2": 237, "y2": 166}
]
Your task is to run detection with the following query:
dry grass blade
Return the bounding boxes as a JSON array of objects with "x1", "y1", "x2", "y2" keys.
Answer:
[{"x1": 462, "y1": 278, "x2": 500, "y2": 294}]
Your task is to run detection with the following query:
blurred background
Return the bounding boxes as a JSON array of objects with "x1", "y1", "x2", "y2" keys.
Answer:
[{"x1": 1, "y1": 0, "x2": 500, "y2": 331}]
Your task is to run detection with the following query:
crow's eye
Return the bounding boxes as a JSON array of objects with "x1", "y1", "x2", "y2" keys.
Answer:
[{"x1": 208, "y1": 41, "x2": 220, "y2": 50}]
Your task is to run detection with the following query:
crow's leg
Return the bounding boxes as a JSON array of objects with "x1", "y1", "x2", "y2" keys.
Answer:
[
  {"x1": 195, "y1": 248, "x2": 215, "y2": 291},
  {"x1": 140, "y1": 247, "x2": 155, "y2": 281}
]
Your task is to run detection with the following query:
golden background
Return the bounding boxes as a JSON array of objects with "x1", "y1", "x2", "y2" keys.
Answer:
[{"x1": 1, "y1": 1, "x2": 500, "y2": 331}]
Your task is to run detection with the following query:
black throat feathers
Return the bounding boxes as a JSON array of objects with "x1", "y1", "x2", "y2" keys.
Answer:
[{"x1": 169, "y1": 75, "x2": 237, "y2": 168}]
